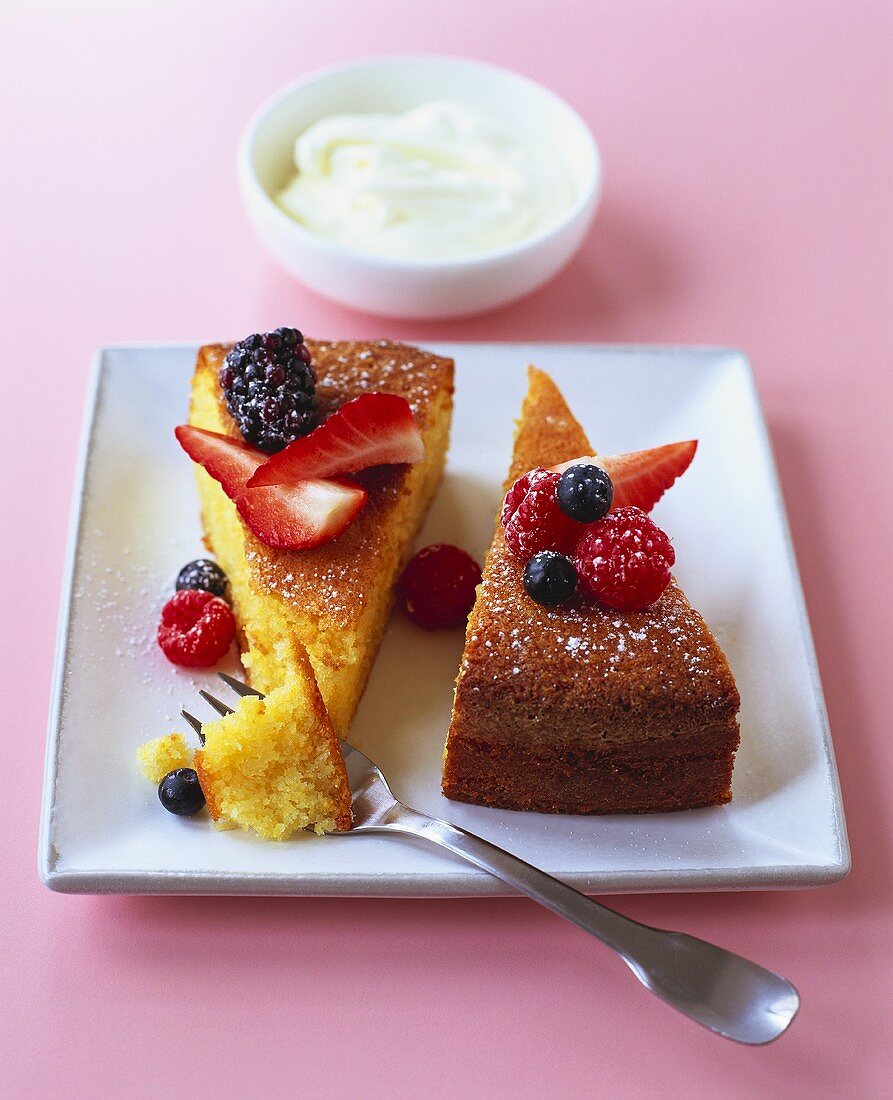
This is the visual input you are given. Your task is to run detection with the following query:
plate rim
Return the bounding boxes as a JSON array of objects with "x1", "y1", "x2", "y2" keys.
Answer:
[{"x1": 39, "y1": 342, "x2": 850, "y2": 896}]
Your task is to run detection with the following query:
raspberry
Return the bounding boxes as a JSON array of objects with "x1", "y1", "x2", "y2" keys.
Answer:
[
  {"x1": 503, "y1": 470, "x2": 583, "y2": 560},
  {"x1": 399, "y1": 544, "x2": 482, "y2": 630},
  {"x1": 157, "y1": 589, "x2": 236, "y2": 668},
  {"x1": 574, "y1": 506, "x2": 675, "y2": 611},
  {"x1": 501, "y1": 467, "x2": 549, "y2": 527},
  {"x1": 220, "y1": 327, "x2": 317, "y2": 453}
]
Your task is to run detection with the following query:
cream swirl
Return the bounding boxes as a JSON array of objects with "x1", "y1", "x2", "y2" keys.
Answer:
[{"x1": 276, "y1": 101, "x2": 576, "y2": 260}]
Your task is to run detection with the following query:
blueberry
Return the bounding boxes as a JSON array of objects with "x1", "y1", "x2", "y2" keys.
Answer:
[
  {"x1": 523, "y1": 551, "x2": 577, "y2": 606},
  {"x1": 556, "y1": 464, "x2": 614, "y2": 523},
  {"x1": 158, "y1": 769, "x2": 206, "y2": 816},
  {"x1": 176, "y1": 559, "x2": 229, "y2": 601}
]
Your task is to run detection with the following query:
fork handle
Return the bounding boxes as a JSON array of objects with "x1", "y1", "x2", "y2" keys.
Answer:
[{"x1": 380, "y1": 804, "x2": 798, "y2": 1045}]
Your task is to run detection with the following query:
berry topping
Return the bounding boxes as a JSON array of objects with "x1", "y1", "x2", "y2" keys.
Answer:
[
  {"x1": 158, "y1": 768, "x2": 206, "y2": 816},
  {"x1": 501, "y1": 467, "x2": 550, "y2": 527},
  {"x1": 399, "y1": 544, "x2": 482, "y2": 630},
  {"x1": 552, "y1": 441, "x2": 697, "y2": 513},
  {"x1": 574, "y1": 506, "x2": 675, "y2": 611},
  {"x1": 176, "y1": 559, "x2": 229, "y2": 601},
  {"x1": 556, "y1": 463, "x2": 614, "y2": 523},
  {"x1": 248, "y1": 392, "x2": 425, "y2": 487},
  {"x1": 175, "y1": 425, "x2": 367, "y2": 550},
  {"x1": 220, "y1": 327, "x2": 317, "y2": 453},
  {"x1": 523, "y1": 551, "x2": 577, "y2": 606},
  {"x1": 503, "y1": 470, "x2": 582, "y2": 560},
  {"x1": 157, "y1": 589, "x2": 236, "y2": 667}
]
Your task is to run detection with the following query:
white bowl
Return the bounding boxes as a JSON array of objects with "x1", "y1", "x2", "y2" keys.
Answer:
[{"x1": 238, "y1": 56, "x2": 601, "y2": 320}]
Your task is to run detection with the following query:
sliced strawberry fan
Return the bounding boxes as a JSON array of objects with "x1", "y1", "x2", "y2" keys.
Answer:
[
  {"x1": 175, "y1": 393, "x2": 422, "y2": 551},
  {"x1": 236, "y1": 477, "x2": 367, "y2": 550},
  {"x1": 175, "y1": 424, "x2": 264, "y2": 499}
]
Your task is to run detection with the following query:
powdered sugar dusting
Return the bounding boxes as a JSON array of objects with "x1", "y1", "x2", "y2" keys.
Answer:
[
  {"x1": 308, "y1": 338, "x2": 445, "y2": 420},
  {"x1": 460, "y1": 533, "x2": 732, "y2": 708},
  {"x1": 70, "y1": 534, "x2": 247, "y2": 739}
]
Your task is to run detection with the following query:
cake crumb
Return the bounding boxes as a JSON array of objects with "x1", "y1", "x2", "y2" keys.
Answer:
[{"x1": 137, "y1": 733, "x2": 193, "y2": 783}]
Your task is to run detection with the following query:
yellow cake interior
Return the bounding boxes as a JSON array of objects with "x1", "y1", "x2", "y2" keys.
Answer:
[
  {"x1": 194, "y1": 638, "x2": 352, "y2": 838},
  {"x1": 138, "y1": 733, "x2": 192, "y2": 783}
]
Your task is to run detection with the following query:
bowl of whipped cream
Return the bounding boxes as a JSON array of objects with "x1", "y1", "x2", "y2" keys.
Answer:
[{"x1": 239, "y1": 57, "x2": 600, "y2": 319}]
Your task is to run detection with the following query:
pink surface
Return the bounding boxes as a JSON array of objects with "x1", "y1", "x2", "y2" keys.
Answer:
[{"x1": 2, "y1": 1, "x2": 891, "y2": 1094}]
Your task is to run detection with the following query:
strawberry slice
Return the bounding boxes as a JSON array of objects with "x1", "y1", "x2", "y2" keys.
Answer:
[
  {"x1": 605, "y1": 441, "x2": 697, "y2": 511},
  {"x1": 248, "y1": 392, "x2": 424, "y2": 488},
  {"x1": 175, "y1": 424, "x2": 264, "y2": 497},
  {"x1": 235, "y1": 477, "x2": 367, "y2": 550},
  {"x1": 552, "y1": 441, "x2": 697, "y2": 512},
  {"x1": 175, "y1": 425, "x2": 367, "y2": 550}
]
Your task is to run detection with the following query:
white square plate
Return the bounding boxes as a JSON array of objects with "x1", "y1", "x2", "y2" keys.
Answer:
[{"x1": 39, "y1": 344, "x2": 849, "y2": 895}]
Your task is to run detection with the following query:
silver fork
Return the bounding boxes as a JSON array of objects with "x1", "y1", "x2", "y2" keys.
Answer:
[{"x1": 185, "y1": 674, "x2": 800, "y2": 1046}]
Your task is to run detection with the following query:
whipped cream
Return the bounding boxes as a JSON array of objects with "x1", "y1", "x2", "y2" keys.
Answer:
[{"x1": 276, "y1": 101, "x2": 576, "y2": 260}]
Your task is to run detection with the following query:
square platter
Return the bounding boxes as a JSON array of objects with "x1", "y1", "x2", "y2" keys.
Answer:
[{"x1": 39, "y1": 344, "x2": 850, "y2": 895}]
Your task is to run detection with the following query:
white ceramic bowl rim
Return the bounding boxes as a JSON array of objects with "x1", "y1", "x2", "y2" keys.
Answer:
[{"x1": 238, "y1": 54, "x2": 601, "y2": 271}]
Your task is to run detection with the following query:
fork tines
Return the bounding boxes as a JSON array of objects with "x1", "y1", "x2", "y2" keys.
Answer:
[
  {"x1": 218, "y1": 672, "x2": 264, "y2": 700},
  {"x1": 180, "y1": 708, "x2": 205, "y2": 744},
  {"x1": 181, "y1": 673, "x2": 266, "y2": 744}
]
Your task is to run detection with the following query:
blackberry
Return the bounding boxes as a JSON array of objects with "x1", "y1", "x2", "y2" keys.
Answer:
[
  {"x1": 175, "y1": 559, "x2": 229, "y2": 601},
  {"x1": 523, "y1": 551, "x2": 577, "y2": 607},
  {"x1": 220, "y1": 327, "x2": 317, "y2": 452},
  {"x1": 158, "y1": 769, "x2": 206, "y2": 816},
  {"x1": 557, "y1": 463, "x2": 614, "y2": 523}
]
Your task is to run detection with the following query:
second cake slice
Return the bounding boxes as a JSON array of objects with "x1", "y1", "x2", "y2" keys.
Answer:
[{"x1": 443, "y1": 367, "x2": 740, "y2": 814}]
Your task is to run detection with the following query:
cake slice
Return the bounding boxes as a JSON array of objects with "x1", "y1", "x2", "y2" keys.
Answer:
[
  {"x1": 189, "y1": 339, "x2": 454, "y2": 737},
  {"x1": 442, "y1": 367, "x2": 740, "y2": 814}
]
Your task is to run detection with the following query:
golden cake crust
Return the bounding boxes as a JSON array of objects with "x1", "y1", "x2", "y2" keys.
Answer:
[{"x1": 443, "y1": 367, "x2": 740, "y2": 813}]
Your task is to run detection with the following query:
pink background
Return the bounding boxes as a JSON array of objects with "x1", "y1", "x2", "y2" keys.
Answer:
[{"x1": 3, "y1": 1, "x2": 891, "y2": 1095}]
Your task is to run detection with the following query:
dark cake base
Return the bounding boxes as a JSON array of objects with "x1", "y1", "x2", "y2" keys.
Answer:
[{"x1": 442, "y1": 730, "x2": 739, "y2": 815}]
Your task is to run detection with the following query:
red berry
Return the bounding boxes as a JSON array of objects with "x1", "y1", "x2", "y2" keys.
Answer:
[
  {"x1": 157, "y1": 589, "x2": 236, "y2": 668},
  {"x1": 399, "y1": 544, "x2": 482, "y2": 631},
  {"x1": 574, "y1": 506, "x2": 675, "y2": 611},
  {"x1": 503, "y1": 470, "x2": 583, "y2": 560},
  {"x1": 175, "y1": 424, "x2": 367, "y2": 550},
  {"x1": 501, "y1": 467, "x2": 549, "y2": 527},
  {"x1": 602, "y1": 441, "x2": 697, "y2": 512},
  {"x1": 248, "y1": 392, "x2": 424, "y2": 486}
]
